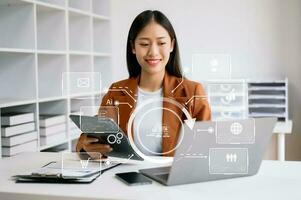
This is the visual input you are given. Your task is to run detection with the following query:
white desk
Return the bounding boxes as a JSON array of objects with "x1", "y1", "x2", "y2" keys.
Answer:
[{"x1": 0, "y1": 152, "x2": 300, "y2": 200}]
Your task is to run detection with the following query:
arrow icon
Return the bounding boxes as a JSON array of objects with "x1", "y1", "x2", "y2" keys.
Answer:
[
  {"x1": 184, "y1": 118, "x2": 196, "y2": 130},
  {"x1": 181, "y1": 107, "x2": 196, "y2": 130}
]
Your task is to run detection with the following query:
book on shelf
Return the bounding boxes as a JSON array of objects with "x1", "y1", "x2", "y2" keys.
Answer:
[
  {"x1": 2, "y1": 140, "x2": 38, "y2": 157},
  {"x1": 2, "y1": 131, "x2": 38, "y2": 147},
  {"x1": 1, "y1": 112, "x2": 34, "y2": 126},
  {"x1": 1, "y1": 122, "x2": 35, "y2": 137},
  {"x1": 40, "y1": 131, "x2": 66, "y2": 147},
  {"x1": 39, "y1": 123, "x2": 66, "y2": 136},
  {"x1": 39, "y1": 115, "x2": 66, "y2": 127}
]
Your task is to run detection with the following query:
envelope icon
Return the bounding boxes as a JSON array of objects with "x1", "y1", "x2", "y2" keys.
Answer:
[{"x1": 77, "y1": 78, "x2": 90, "y2": 88}]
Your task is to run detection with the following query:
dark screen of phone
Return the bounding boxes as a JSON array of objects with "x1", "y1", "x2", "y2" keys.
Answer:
[{"x1": 115, "y1": 172, "x2": 152, "y2": 185}]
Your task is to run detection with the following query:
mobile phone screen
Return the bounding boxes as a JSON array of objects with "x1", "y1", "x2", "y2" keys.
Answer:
[{"x1": 115, "y1": 172, "x2": 152, "y2": 186}]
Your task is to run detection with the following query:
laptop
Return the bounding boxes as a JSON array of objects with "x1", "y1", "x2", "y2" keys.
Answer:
[{"x1": 139, "y1": 118, "x2": 277, "y2": 186}]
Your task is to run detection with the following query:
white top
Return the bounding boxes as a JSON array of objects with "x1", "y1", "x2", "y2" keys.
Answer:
[{"x1": 133, "y1": 87, "x2": 163, "y2": 156}]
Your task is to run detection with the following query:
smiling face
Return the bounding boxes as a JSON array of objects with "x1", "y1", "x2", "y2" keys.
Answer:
[{"x1": 132, "y1": 20, "x2": 174, "y2": 76}]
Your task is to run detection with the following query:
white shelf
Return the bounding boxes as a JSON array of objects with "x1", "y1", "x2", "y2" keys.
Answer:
[
  {"x1": 36, "y1": 0, "x2": 66, "y2": 8},
  {"x1": 0, "y1": 0, "x2": 111, "y2": 157},
  {"x1": 93, "y1": 18, "x2": 111, "y2": 53},
  {"x1": 92, "y1": 13, "x2": 110, "y2": 21},
  {"x1": 248, "y1": 80, "x2": 288, "y2": 122},
  {"x1": 37, "y1": 50, "x2": 66, "y2": 55},
  {"x1": 93, "y1": 52, "x2": 111, "y2": 57},
  {"x1": 69, "y1": 11, "x2": 92, "y2": 52},
  {"x1": 68, "y1": 7, "x2": 91, "y2": 17},
  {"x1": 68, "y1": 0, "x2": 91, "y2": 13},
  {"x1": 39, "y1": 99, "x2": 67, "y2": 114},
  {"x1": 37, "y1": 54, "x2": 67, "y2": 99},
  {"x1": 69, "y1": 50, "x2": 91, "y2": 56},
  {"x1": 248, "y1": 86, "x2": 286, "y2": 91},
  {"x1": 68, "y1": 8, "x2": 110, "y2": 20},
  {"x1": 94, "y1": 57, "x2": 111, "y2": 89},
  {"x1": 40, "y1": 137, "x2": 68, "y2": 151},
  {"x1": 249, "y1": 113, "x2": 286, "y2": 118},
  {"x1": 0, "y1": 0, "x2": 32, "y2": 5},
  {"x1": 0, "y1": 2, "x2": 35, "y2": 49},
  {"x1": 92, "y1": 0, "x2": 110, "y2": 17},
  {"x1": 248, "y1": 80, "x2": 287, "y2": 84},
  {"x1": 0, "y1": 98, "x2": 37, "y2": 108},
  {"x1": 69, "y1": 54, "x2": 92, "y2": 71},
  {"x1": 69, "y1": 92, "x2": 98, "y2": 99},
  {"x1": 36, "y1": 5, "x2": 66, "y2": 50},
  {"x1": 38, "y1": 96, "x2": 68, "y2": 103},
  {"x1": 34, "y1": 0, "x2": 66, "y2": 11},
  {"x1": 38, "y1": 100, "x2": 68, "y2": 151},
  {"x1": 248, "y1": 95, "x2": 286, "y2": 99},
  {"x1": 249, "y1": 104, "x2": 286, "y2": 108},
  {"x1": 0, "y1": 48, "x2": 35, "y2": 54},
  {"x1": 0, "y1": 53, "x2": 37, "y2": 103}
]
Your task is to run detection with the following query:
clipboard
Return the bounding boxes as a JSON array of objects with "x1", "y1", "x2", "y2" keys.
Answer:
[{"x1": 13, "y1": 161, "x2": 122, "y2": 184}]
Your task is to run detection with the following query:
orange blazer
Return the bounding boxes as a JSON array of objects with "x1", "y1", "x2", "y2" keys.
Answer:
[{"x1": 76, "y1": 71, "x2": 211, "y2": 156}]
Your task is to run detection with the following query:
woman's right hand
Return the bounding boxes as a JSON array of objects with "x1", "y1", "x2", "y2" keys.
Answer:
[{"x1": 79, "y1": 133, "x2": 113, "y2": 159}]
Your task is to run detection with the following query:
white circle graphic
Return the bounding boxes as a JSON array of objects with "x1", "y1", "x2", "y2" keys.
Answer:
[{"x1": 127, "y1": 97, "x2": 190, "y2": 164}]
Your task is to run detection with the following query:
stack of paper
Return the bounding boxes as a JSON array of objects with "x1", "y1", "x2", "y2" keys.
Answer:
[
  {"x1": 39, "y1": 115, "x2": 67, "y2": 147},
  {"x1": 1, "y1": 112, "x2": 37, "y2": 156}
]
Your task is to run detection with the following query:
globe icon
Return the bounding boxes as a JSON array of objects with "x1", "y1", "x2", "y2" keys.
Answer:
[{"x1": 230, "y1": 122, "x2": 243, "y2": 135}]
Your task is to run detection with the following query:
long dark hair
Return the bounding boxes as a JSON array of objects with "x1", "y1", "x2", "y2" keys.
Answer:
[{"x1": 126, "y1": 10, "x2": 182, "y2": 78}]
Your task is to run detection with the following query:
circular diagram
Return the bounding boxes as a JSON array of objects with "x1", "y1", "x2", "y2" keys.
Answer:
[{"x1": 127, "y1": 97, "x2": 191, "y2": 164}]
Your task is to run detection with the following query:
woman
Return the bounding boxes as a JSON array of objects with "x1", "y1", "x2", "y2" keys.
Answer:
[{"x1": 76, "y1": 10, "x2": 211, "y2": 157}]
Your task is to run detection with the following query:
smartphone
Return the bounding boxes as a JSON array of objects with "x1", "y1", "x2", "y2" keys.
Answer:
[{"x1": 115, "y1": 172, "x2": 152, "y2": 186}]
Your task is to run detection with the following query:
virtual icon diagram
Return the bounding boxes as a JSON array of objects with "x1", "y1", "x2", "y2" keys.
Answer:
[
  {"x1": 230, "y1": 122, "x2": 243, "y2": 135},
  {"x1": 80, "y1": 157, "x2": 91, "y2": 169},
  {"x1": 207, "y1": 81, "x2": 247, "y2": 120},
  {"x1": 62, "y1": 72, "x2": 101, "y2": 96},
  {"x1": 209, "y1": 58, "x2": 219, "y2": 72},
  {"x1": 79, "y1": 106, "x2": 120, "y2": 133},
  {"x1": 216, "y1": 119, "x2": 255, "y2": 144},
  {"x1": 146, "y1": 124, "x2": 170, "y2": 138},
  {"x1": 191, "y1": 53, "x2": 231, "y2": 82},
  {"x1": 77, "y1": 77, "x2": 90, "y2": 88},
  {"x1": 209, "y1": 148, "x2": 248, "y2": 175},
  {"x1": 226, "y1": 153, "x2": 237, "y2": 163},
  {"x1": 61, "y1": 152, "x2": 102, "y2": 178},
  {"x1": 220, "y1": 88, "x2": 236, "y2": 105}
]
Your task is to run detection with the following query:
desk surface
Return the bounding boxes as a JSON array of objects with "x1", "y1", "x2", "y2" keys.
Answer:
[{"x1": 0, "y1": 152, "x2": 300, "y2": 200}]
